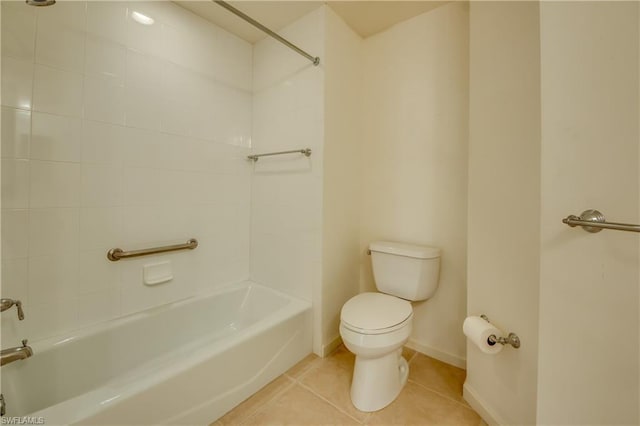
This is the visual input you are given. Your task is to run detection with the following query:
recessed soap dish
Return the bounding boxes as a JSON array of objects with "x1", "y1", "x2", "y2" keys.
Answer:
[{"x1": 143, "y1": 261, "x2": 173, "y2": 286}]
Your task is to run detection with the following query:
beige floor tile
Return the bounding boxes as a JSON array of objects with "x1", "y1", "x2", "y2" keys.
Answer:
[
  {"x1": 322, "y1": 344, "x2": 356, "y2": 370},
  {"x1": 297, "y1": 344, "x2": 427, "y2": 423},
  {"x1": 299, "y1": 351, "x2": 367, "y2": 423},
  {"x1": 209, "y1": 421, "x2": 224, "y2": 426},
  {"x1": 219, "y1": 375, "x2": 295, "y2": 425},
  {"x1": 408, "y1": 354, "x2": 466, "y2": 402},
  {"x1": 366, "y1": 381, "x2": 480, "y2": 426},
  {"x1": 284, "y1": 353, "x2": 321, "y2": 380},
  {"x1": 245, "y1": 383, "x2": 360, "y2": 425}
]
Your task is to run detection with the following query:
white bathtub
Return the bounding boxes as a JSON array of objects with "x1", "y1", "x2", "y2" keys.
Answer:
[{"x1": 1, "y1": 281, "x2": 312, "y2": 424}]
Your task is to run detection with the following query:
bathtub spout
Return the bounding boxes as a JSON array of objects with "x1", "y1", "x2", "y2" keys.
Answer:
[{"x1": 1, "y1": 339, "x2": 33, "y2": 367}]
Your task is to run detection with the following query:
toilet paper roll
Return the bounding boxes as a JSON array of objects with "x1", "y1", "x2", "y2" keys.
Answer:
[{"x1": 463, "y1": 316, "x2": 503, "y2": 355}]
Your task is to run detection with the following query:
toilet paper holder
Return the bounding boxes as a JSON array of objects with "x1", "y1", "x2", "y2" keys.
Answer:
[{"x1": 480, "y1": 315, "x2": 521, "y2": 349}]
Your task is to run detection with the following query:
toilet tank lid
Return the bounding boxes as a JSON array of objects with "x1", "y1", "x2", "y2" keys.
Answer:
[{"x1": 369, "y1": 241, "x2": 441, "y2": 259}]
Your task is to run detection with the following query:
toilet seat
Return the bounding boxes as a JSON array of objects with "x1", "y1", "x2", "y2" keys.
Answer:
[{"x1": 341, "y1": 292, "x2": 412, "y2": 335}]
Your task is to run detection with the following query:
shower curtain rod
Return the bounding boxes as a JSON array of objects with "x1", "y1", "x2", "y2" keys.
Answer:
[{"x1": 213, "y1": 1, "x2": 320, "y2": 66}]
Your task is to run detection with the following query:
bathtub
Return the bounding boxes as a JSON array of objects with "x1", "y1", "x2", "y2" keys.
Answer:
[{"x1": 1, "y1": 281, "x2": 312, "y2": 424}]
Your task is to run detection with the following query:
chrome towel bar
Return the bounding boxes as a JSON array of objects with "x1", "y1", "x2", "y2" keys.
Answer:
[
  {"x1": 247, "y1": 148, "x2": 312, "y2": 162},
  {"x1": 107, "y1": 239, "x2": 198, "y2": 261},
  {"x1": 562, "y1": 209, "x2": 640, "y2": 233}
]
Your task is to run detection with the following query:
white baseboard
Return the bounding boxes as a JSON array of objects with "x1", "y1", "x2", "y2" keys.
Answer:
[
  {"x1": 406, "y1": 339, "x2": 466, "y2": 369},
  {"x1": 463, "y1": 382, "x2": 506, "y2": 426},
  {"x1": 321, "y1": 335, "x2": 343, "y2": 357}
]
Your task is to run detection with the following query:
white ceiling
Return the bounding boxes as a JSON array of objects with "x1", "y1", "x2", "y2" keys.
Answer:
[{"x1": 175, "y1": 1, "x2": 449, "y2": 44}]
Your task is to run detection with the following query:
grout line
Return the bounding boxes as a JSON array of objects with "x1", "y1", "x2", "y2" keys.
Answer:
[
  {"x1": 284, "y1": 356, "x2": 322, "y2": 383},
  {"x1": 407, "y1": 378, "x2": 476, "y2": 411},
  {"x1": 227, "y1": 376, "x2": 296, "y2": 426},
  {"x1": 237, "y1": 378, "x2": 299, "y2": 426},
  {"x1": 296, "y1": 381, "x2": 367, "y2": 425},
  {"x1": 225, "y1": 348, "x2": 479, "y2": 425}
]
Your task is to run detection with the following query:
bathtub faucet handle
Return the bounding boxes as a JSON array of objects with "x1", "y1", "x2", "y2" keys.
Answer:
[{"x1": 0, "y1": 298, "x2": 25, "y2": 320}]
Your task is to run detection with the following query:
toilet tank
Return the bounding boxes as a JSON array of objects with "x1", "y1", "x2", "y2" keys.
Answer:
[{"x1": 369, "y1": 241, "x2": 441, "y2": 301}]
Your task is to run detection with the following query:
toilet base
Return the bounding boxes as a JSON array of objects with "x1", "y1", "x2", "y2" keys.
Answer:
[{"x1": 350, "y1": 348, "x2": 409, "y2": 412}]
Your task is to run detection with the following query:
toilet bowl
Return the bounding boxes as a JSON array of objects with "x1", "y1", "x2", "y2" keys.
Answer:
[
  {"x1": 340, "y1": 293, "x2": 413, "y2": 412},
  {"x1": 340, "y1": 241, "x2": 441, "y2": 412}
]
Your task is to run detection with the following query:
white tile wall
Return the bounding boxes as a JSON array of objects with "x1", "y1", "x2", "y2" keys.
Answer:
[
  {"x1": 81, "y1": 120, "x2": 125, "y2": 166},
  {"x1": 31, "y1": 112, "x2": 82, "y2": 162},
  {"x1": 1, "y1": 57, "x2": 34, "y2": 110},
  {"x1": 250, "y1": 8, "x2": 325, "y2": 303},
  {"x1": 28, "y1": 208, "x2": 79, "y2": 257},
  {"x1": 1, "y1": 159, "x2": 30, "y2": 209},
  {"x1": 1, "y1": 210, "x2": 29, "y2": 260},
  {"x1": 86, "y1": 2, "x2": 128, "y2": 46},
  {"x1": 79, "y1": 207, "x2": 122, "y2": 251},
  {"x1": 80, "y1": 164, "x2": 122, "y2": 207},
  {"x1": 125, "y1": 49, "x2": 163, "y2": 91},
  {"x1": 28, "y1": 254, "x2": 79, "y2": 305},
  {"x1": 33, "y1": 64, "x2": 84, "y2": 117},
  {"x1": 84, "y1": 36, "x2": 127, "y2": 82},
  {"x1": 35, "y1": 18, "x2": 86, "y2": 73},
  {"x1": 1, "y1": 3, "x2": 36, "y2": 62},
  {"x1": 83, "y1": 74, "x2": 126, "y2": 124},
  {"x1": 1, "y1": 107, "x2": 31, "y2": 159},
  {"x1": 124, "y1": 86, "x2": 162, "y2": 130},
  {"x1": 1, "y1": 258, "x2": 28, "y2": 302},
  {"x1": 1, "y1": 1, "x2": 252, "y2": 344},
  {"x1": 29, "y1": 161, "x2": 81, "y2": 208}
]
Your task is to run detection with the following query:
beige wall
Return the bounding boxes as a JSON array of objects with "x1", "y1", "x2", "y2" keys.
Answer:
[
  {"x1": 360, "y1": 2, "x2": 469, "y2": 366},
  {"x1": 467, "y1": 2, "x2": 640, "y2": 425},
  {"x1": 466, "y1": 2, "x2": 541, "y2": 424},
  {"x1": 537, "y1": 2, "x2": 639, "y2": 424},
  {"x1": 321, "y1": 7, "x2": 363, "y2": 355}
]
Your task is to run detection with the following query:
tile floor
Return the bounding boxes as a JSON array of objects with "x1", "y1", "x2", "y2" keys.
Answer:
[{"x1": 212, "y1": 346, "x2": 484, "y2": 425}]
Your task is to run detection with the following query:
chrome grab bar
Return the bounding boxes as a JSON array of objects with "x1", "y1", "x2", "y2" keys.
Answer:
[
  {"x1": 247, "y1": 148, "x2": 312, "y2": 162},
  {"x1": 107, "y1": 239, "x2": 198, "y2": 261},
  {"x1": 562, "y1": 209, "x2": 640, "y2": 233}
]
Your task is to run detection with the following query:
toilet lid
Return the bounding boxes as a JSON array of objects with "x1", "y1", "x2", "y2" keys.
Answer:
[{"x1": 341, "y1": 293, "x2": 412, "y2": 331}]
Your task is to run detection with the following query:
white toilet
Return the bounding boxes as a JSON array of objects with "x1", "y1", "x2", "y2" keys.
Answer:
[{"x1": 340, "y1": 241, "x2": 441, "y2": 412}]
